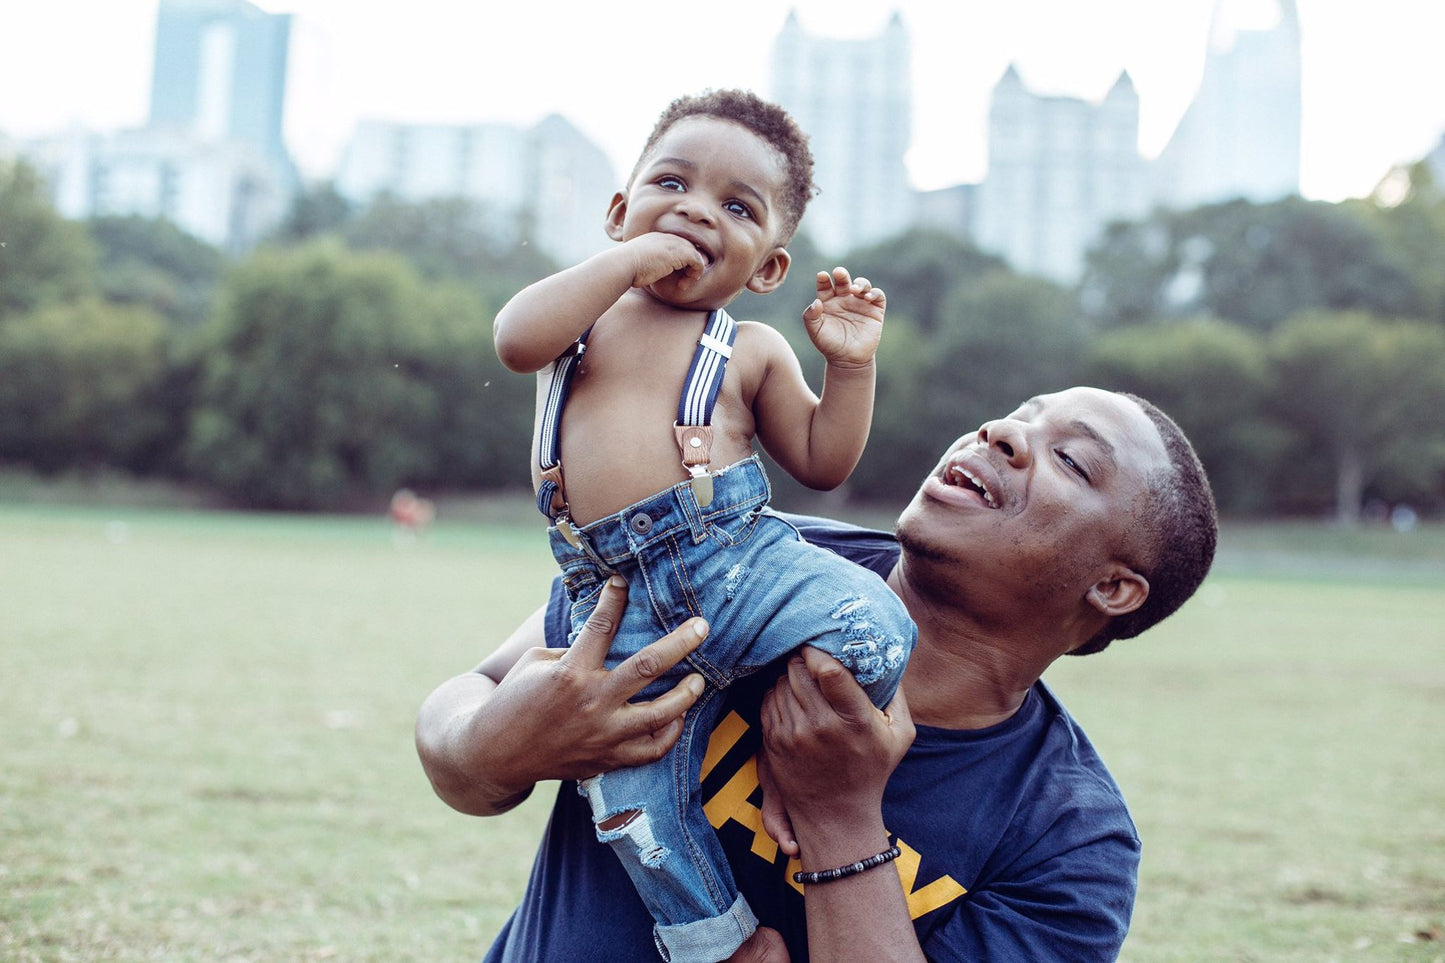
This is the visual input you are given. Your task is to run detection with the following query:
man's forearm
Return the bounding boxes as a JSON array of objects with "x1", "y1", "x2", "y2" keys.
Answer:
[
  {"x1": 415, "y1": 671, "x2": 536, "y2": 816},
  {"x1": 792, "y1": 812, "x2": 926, "y2": 962}
]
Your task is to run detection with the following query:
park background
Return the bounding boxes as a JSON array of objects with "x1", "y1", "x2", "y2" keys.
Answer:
[
  {"x1": 5, "y1": 157, "x2": 1445, "y2": 962},
  {"x1": 4, "y1": 0, "x2": 1445, "y2": 959}
]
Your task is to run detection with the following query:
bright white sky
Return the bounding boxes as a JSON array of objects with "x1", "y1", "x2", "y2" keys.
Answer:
[{"x1": 2, "y1": 0, "x2": 1442, "y2": 202}]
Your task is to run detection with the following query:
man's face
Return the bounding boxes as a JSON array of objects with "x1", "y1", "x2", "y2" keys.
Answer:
[
  {"x1": 895, "y1": 387, "x2": 1169, "y2": 614},
  {"x1": 609, "y1": 116, "x2": 791, "y2": 309}
]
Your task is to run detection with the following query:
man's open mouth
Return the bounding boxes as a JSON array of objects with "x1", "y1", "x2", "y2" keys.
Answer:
[{"x1": 942, "y1": 461, "x2": 1000, "y2": 508}]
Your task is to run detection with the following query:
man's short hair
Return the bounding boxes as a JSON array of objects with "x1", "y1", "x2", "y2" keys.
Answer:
[
  {"x1": 631, "y1": 89, "x2": 816, "y2": 243},
  {"x1": 1072, "y1": 393, "x2": 1218, "y2": 656}
]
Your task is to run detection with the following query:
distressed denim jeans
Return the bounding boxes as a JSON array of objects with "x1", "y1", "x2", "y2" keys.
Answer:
[{"x1": 550, "y1": 455, "x2": 917, "y2": 962}]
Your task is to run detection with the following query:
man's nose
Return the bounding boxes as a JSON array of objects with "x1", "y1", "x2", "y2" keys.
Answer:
[{"x1": 977, "y1": 419, "x2": 1030, "y2": 466}]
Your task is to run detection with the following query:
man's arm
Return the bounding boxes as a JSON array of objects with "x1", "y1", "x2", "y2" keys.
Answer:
[
  {"x1": 760, "y1": 650, "x2": 1138, "y2": 962},
  {"x1": 415, "y1": 577, "x2": 708, "y2": 816},
  {"x1": 760, "y1": 648, "x2": 923, "y2": 962}
]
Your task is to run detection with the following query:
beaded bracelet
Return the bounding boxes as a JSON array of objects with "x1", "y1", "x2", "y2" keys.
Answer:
[{"x1": 792, "y1": 845, "x2": 901, "y2": 885}]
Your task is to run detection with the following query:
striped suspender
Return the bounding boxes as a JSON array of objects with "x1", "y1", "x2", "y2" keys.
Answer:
[
  {"x1": 535, "y1": 327, "x2": 591, "y2": 521},
  {"x1": 673, "y1": 309, "x2": 737, "y2": 509},
  {"x1": 534, "y1": 309, "x2": 737, "y2": 526}
]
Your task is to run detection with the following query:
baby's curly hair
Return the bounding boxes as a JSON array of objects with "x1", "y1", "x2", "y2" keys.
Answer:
[{"x1": 631, "y1": 89, "x2": 816, "y2": 243}]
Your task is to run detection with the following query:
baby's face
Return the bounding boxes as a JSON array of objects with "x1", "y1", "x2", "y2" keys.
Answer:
[{"x1": 615, "y1": 116, "x2": 791, "y2": 309}]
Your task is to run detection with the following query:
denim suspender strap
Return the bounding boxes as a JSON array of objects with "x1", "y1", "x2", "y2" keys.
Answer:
[{"x1": 673, "y1": 308, "x2": 737, "y2": 508}]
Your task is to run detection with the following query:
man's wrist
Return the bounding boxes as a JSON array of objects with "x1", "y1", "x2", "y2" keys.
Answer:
[{"x1": 792, "y1": 815, "x2": 892, "y2": 873}]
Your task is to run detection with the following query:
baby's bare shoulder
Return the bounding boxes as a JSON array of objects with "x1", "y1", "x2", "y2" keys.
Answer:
[{"x1": 732, "y1": 319, "x2": 798, "y2": 365}]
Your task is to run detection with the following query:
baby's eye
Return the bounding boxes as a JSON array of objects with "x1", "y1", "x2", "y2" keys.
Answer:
[
  {"x1": 657, "y1": 175, "x2": 685, "y2": 191},
  {"x1": 724, "y1": 200, "x2": 753, "y2": 219}
]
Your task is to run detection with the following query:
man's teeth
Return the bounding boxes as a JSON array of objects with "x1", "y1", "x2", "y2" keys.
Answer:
[{"x1": 947, "y1": 466, "x2": 997, "y2": 507}]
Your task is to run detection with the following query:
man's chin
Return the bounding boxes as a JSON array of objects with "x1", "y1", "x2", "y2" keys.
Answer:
[{"x1": 895, "y1": 515, "x2": 955, "y2": 565}]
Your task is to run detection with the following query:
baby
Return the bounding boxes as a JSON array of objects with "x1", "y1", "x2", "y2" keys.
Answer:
[{"x1": 494, "y1": 90, "x2": 915, "y2": 962}]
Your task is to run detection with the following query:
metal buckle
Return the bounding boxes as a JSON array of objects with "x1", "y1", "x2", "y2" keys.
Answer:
[
  {"x1": 687, "y1": 464, "x2": 714, "y2": 508},
  {"x1": 555, "y1": 513, "x2": 582, "y2": 548}
]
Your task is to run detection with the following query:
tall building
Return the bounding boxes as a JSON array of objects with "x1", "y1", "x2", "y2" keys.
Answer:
[
  {"x1": 21, "y1": 0, "x2": 297, "y2": 252},
  {"x1": 1151, "y1": 0, "x2": 1302, "y2": 209},
  {"x1": 975, "y1": 67, "x2": 1148, "y2": 281},
  {"x1": 770, "y1": 11, "x2": 912, "y2": 255},
  {"x1": 148, "y1": 0, "x2": 295, "y2": 180},
  {"x1": 28, "y1": 126, "x2": 288, "y2": 253},
  {"x1": 335, "y1": 115, "x2": 617, "y2": 266}
]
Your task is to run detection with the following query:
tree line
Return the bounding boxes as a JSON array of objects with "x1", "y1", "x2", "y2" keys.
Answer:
[{"x1": 2, "y1": 158, "x2": 1443, "y2": 522}]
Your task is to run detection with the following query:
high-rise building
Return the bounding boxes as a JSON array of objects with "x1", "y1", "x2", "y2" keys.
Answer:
[
  {"x1": 28, "y1": 126, "x2": 287, "y2": 253},
  {"x1": 1151, "y1": 0, "x2": 1302, "y2": 209},
  {"x1": 975, "y1": 67, "x2": 1148, "y2": 281},
  {"x1": 23, "y1": 0, "x2": 298, "y2": 252},
  {"x1": 148, "y1": 0, "x2": 295, "y2": 179},
  {"x1": 770, "y1": 11, "x2": 912, "y2": 255},
  {"x1": 335, "y1": 115, "x2": 617, "y2": 267}
]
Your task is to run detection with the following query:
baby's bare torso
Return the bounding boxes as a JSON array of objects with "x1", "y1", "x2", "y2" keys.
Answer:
[{"x1": 533, "y1": 295, "x2": 771, "y2": 525}]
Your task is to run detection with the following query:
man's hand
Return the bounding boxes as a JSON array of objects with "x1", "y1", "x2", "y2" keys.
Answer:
[
  {"x1": 759, "y1": 647, "x2": 914, "y2": 855},
  {"x1": 417, "y1": 577, "x2": 707, "y2": 815},
  {"x1": 802, "y1": 267, "x2": 886, "y2": 369},
  {"x1": 488, "y1": 577, "x2": 707, "y2": 781},
  {"x1": 626, "y1": 232, "x2": 708, "y2": 289}
]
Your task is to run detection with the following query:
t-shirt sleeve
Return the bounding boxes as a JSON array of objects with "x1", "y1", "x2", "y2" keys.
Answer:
[{"x1": 917, "y1": 805, "x2": 1140, "y2": 961}]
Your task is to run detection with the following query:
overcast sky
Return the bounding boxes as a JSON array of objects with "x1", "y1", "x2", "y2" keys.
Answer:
[{"x1": 2, "y1": 0, "x2": 1442, "y2": 201}]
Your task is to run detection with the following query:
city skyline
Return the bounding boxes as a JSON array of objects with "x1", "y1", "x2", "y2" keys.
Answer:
[{"x1": 2, "y1": 0, "x2": 1443, "y2": 204}]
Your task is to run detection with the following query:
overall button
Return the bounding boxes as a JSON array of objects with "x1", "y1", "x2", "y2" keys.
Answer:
[{"x1": 629, "y1": 512, "x2": 653, "y2": 535}]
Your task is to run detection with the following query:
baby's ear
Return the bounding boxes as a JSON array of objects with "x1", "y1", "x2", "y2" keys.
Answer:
[
  {"x1": 604, "y1": 192, "x2": 628, "y2": 241},
  {"x1": 746, "y1": 247, "x2": 791, "y2": 295}
]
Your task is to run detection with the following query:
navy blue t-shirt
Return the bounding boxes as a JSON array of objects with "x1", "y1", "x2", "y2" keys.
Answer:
[{"x1": 484, "y1": 515, "x2": 1140, "y2": 961}]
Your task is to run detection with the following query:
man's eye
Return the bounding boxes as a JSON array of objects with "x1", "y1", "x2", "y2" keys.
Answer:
[
  {"x1": 724, "y1": 200, "x2": 753, "y2": 219},
  {"x1": 1057, "y1": 450, "x2": 1089, "y2": 481}
]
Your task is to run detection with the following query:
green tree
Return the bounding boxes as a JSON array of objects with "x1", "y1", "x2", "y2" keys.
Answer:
[
  {"x1": 343, "y1": 193, "x2": 557, "y2": 308},
  {"x1": 1082, "y1": 197, "x2": 1424, "y2": 331},
  {"x1": 0, "y1": 160, "x2": 95, "y2": 321},
  {"x1": 1269, "y1": 312, "x2": 1445, "y2": 524},
  {"x1": 87, "y1": 215, "x2": 225, "y2": 327},
  {"x1": 0, "y1": 299, "x2": 169, "y2": 472},
  {"x1": 937, "y1": 271, "x2": 1090, "y2": 411},
  {"x1": 186, "y1": 241, "x2": 495, "y2": 509},
  {"x1": 839, "y1": 228, "x2": 1009, "y2": 333},
  {"x1": 1086, "y1": 319, "x2": 1281, "y2": 512},
  {"x1": 271, "y1": 181, "x2": 353, "y2": 243},
  {"x1": 1359, "y1": 160, "x2": 1445, "y2": 325}
]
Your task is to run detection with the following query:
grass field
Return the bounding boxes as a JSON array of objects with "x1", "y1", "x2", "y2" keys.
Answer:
[{"x1": 2, "y1": 500, "x2": 1442, "y2": 961}]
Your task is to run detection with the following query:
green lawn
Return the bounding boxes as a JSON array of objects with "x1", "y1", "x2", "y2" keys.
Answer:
[{"x1": 2, "y1": 503, "x2": 1442, "y2": 961}]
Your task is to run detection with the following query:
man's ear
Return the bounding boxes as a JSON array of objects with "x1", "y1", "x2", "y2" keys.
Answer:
[
  {"x1": 746, "y1": 247, "x2": 791, "y2": 295},
  {"x1": 1085, "y1": 565, "x2": 1149, "y2": 618},
  {"x1": 604, "y1": 191, "x2": 628, "y2": 241}
]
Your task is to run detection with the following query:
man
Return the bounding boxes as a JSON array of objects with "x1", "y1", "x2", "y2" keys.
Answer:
[{"x1": 417, "y1": 387, "x2": 1218, "y2": 961}]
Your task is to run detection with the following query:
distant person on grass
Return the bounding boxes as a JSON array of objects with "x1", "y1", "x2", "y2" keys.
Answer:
[
  {"x1": 487, "y1": 88, "x2": 914, "y2": 961},
  {"x1": 418, "y1": 386, "x2": 1219, "y2": 961}
]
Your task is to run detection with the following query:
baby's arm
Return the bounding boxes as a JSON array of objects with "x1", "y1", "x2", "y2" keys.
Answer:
[
  {"x1": 493, "y1": 234, "x2": 707, "y2": 373},
  {"x1": 751, "y1": 267, "x2": 885, "y2": 489}
]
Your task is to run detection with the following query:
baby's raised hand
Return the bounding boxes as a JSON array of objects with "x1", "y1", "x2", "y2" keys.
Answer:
[
  {"x1": 626, "y1": 232, "x2": 708, "y2": 289},
  {"x1": 802, "y1": 267, "x2": 886, "y2": 368}
]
